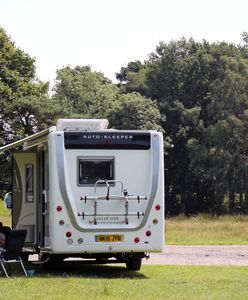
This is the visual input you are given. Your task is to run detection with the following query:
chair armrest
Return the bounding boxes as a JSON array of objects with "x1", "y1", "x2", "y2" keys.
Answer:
[{"x1": 0, "y1": 247, "x2": 6, "y2": 255}]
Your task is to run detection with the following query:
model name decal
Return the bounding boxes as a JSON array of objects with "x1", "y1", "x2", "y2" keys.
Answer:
[
  {"x1": 64, "y1": 131, "x2": 151, "y2": 149},
  {"x1": 96, "y1": 216, "x2": 119, "y2": 221}
]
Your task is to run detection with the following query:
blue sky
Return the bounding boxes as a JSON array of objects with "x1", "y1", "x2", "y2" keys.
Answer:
[{"x1": 0, "y1": 0, "x2": 247, "y2": 85}]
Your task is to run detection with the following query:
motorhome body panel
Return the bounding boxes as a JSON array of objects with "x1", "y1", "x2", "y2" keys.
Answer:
[
  {"x1": 12, "y1": 152, "x2": 38, "y2": 244},
  {"x1": 48, "y1": 130, "x2": 164, "y2": 254}
]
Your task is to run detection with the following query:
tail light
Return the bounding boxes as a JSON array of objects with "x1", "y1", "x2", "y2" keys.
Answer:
[
  {"x1": 134, "y1": 237, "x2": 140, "y2": 243},
  {"x1": 66, "y1": 231, "x2": 72, "y2": 238},
  {"x1": 146, "y1": 230, "x2": 152, "y2": 237},
  {"x1": 56, "y1": 205, "x2": 62, "y2": 212},
  {"x1": 155, "y1": 204, "x2": 161, "y2": 211}
]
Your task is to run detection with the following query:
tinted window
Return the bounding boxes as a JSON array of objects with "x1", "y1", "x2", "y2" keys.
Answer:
[
  {"x1": 26, "y1": 164, "x2": 34, "y2": 203},
  {"x1": 79, "y1": 158, "x2": 114, "y2": 185}
]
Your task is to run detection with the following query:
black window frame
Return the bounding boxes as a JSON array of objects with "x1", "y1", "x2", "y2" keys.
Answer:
[{"x1": 77, "y1": 156, "x2": 115, "y2": 186}]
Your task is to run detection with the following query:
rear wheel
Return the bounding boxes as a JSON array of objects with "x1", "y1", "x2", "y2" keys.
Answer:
[{"x1": 125, "y1": 257, "x2": 142, "y2": 271}]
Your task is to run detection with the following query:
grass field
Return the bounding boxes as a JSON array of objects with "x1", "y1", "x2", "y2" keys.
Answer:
[
  {"x1": 0, "y1": 200, "x2": 11, "y2": 226},
  {"x1": 1, "y1": 200, "x2": 248, "y2": 244},
  {"x1": 165, "y1": 214, "x2": 248, "y2": 245},
  {"x1": 1, "y1": 201, "x2": 248, "y2": 298},
  {"x1": 1, "y1": 265, "x2": 248, "y2": 299}
]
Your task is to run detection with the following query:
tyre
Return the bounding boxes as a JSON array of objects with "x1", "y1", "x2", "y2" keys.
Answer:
[{"x1": 125, "y1": 256, "x2": 142, "y2": 271}]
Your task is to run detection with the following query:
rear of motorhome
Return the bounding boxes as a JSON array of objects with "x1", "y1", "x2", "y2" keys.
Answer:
[{"x1": 1, "y1": 119, "x2": 164, "y2": 270}]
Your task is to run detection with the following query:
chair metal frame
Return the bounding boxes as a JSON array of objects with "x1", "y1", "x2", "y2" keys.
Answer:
[{"x1": 0, "y1": 229, "x2": 28, "y2": 278}]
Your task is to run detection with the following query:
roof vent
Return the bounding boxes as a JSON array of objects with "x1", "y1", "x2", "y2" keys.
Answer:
[{"x1": 56, "y1": 119, "x2": 109, "y2": 131}]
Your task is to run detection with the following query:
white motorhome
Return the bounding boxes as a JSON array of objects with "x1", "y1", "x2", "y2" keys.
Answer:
[{"x1": 1, "y1": 119, "x2": 164, "y2": 270}]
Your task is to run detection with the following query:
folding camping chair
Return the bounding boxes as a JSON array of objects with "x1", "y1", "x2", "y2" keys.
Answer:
[
  {"x1": 0, "y1": 229, "x2": 27, "y2": 278},
  {"x1": 0, "y1": 226, "x2": 11, "y2": 243}
]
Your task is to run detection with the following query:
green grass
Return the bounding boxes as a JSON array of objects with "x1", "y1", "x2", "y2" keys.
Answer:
[
  {"x1": 166, "y1": 214, "x2": 248, "y2": 245},
  {"x1": 0, "y1": 200, "x2": 11, "y2": 226},
  {"x1": 1, "y1": 265, "x2": 248, "y2": 299}
]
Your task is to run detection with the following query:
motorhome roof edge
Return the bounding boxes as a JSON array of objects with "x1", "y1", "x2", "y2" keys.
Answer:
[{"x1": 56, "y1": 119, "x2": 109, "y2": 131}]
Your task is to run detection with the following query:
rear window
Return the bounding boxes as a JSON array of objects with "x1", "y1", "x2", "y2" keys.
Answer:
[{"x1": 78, "y1": 157, "x2": 114, "y2": 185}]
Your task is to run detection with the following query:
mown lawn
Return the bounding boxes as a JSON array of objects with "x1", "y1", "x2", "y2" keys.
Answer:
[
  {"x1": 0, "y1": 200, "x2": 11, "y2": 226},
  {"x1": 1, "y1": 202, "x2": 248, "y2": 298},
  {"x1": 1, "y1": 265, "x2": 248, "y2": 300},
  {"x1": 165, "y1": 214, "x2": 248, "y2": 245}
]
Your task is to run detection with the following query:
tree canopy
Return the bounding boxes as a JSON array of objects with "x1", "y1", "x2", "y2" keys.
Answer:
[
  {"x1": 0, "y1": 27, "x2": 68, "y2": 191},
  {"x1": 116, "y1": 36, "x2": 248, "y2": 215},
  {"x1": 52, "y1": 65, "x2": 163, "y2": 131}
]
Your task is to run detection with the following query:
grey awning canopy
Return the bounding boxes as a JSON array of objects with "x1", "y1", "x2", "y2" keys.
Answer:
[{"x1": 0, "y1": 128, "x2": 50, "y2": 154}]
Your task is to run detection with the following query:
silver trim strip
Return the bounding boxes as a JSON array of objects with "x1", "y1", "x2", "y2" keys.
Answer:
[{"x1": 55, "y1": 132, "x2": 160, "y2": 232}]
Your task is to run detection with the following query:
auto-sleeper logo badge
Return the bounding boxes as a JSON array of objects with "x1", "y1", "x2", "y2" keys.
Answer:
[{"x1": 81, "y1": 134, "x2": 134, "y2": 140}]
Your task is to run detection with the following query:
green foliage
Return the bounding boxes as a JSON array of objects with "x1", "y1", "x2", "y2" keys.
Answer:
[
  {"x1": 53, "y1": 65, "x2": 163, "y2": 131},
  {"x1": 117, "y1": 37, "x2": 248, "y2": 215},
  {"x1": 0, "y1": 27, "x2": 69, "y2": 194},
  {"x1": 3, "y1": 25, "x2": 248, "y2": 216},
  {"x1": 0, "y1": 27, "x2": 51, "y2": 137},
  {"x1": 108, "y1": 92, "x2": 163, "y2": 131},
  {"x1": 53, "y1": 65, "x2": 120, "y2": 119}
]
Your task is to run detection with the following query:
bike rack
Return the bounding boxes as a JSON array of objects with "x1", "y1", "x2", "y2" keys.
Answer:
[{"x1": 79, "y1": 180, "x2": 147, "y2": 225}]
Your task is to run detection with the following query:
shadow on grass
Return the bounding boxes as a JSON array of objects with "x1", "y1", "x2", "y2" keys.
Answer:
[
  {"x1": 38, "y1": 262, "x2": 148, "y2": 279},
  {"x1": 1, "y1": 261, "x2": 148, "y2": 279}
]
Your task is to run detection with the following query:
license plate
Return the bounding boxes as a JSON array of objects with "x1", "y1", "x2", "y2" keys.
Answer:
[{"x1": 96, "y1": 235, "x2": 123, "y2": 243}]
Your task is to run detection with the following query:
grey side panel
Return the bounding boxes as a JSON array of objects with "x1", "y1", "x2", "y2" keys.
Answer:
[{"x1": 56, "y1": 133, "x2": 161, "y2": 232}]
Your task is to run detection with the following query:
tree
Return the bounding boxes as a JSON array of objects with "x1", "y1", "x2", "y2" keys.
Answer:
[
  {"x1": 0, "y1": 27, "x2": 66, "y2": 194},
  {"x1": 117, "y1": 37, "x2": 248, "y2": 215},
  {"x1": 53, "y1": 65, "x2": 163, "y2": 132},
  {"x1": 0, "y1": 27, "x2": 55, "y2": 139},
  {"x1": 53, "y1": 65, "x2": 120, "y2": 119},
  {"x1": 108, "y1": 92, "x2": 163, "y2": 132}
]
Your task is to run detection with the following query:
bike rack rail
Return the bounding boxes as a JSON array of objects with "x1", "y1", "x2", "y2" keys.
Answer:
[{"x1": 78, "y1": 180, "x2": 147, "y2": 225}]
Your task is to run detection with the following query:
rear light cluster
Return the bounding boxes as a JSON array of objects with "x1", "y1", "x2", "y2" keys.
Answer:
[
  {"x1": 66, "y1": 232, "x2": 73, "y2": 245},
  {"x1": 146, "y1": 230, "x2": 152, "y2": 237},
  {"x1": 134, "y1": 203, "x2": 162, "y2": 243},
  {"x1": 56, "y1": 205, "x2": 62, "y2": 212},
  {"x1": 155, "y1": 204, "x2": 161, "y2": 211},
  {"x1": 66, "y1": 231, "x2": 72, "y2": 238},
  {"x1": 134, "y1": 237, "x2": 140, "y2": 243}
]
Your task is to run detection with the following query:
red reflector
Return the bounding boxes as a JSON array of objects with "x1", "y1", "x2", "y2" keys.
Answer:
[
  {"x1": 146, "y1": 230, "x2": 152, "y2": 237},
  {"x1": 57, "y1": 206, "x2": 62, "y2": 212},
  {"x1": 134, "y1": 237, "x2": 140, "y2": 243},
  {"x1": 66, "y1": 232, "x2": 72, "y2": 238},
  {"x1": 155, "y1": 204, "x2": 161, "y2": 211}
]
